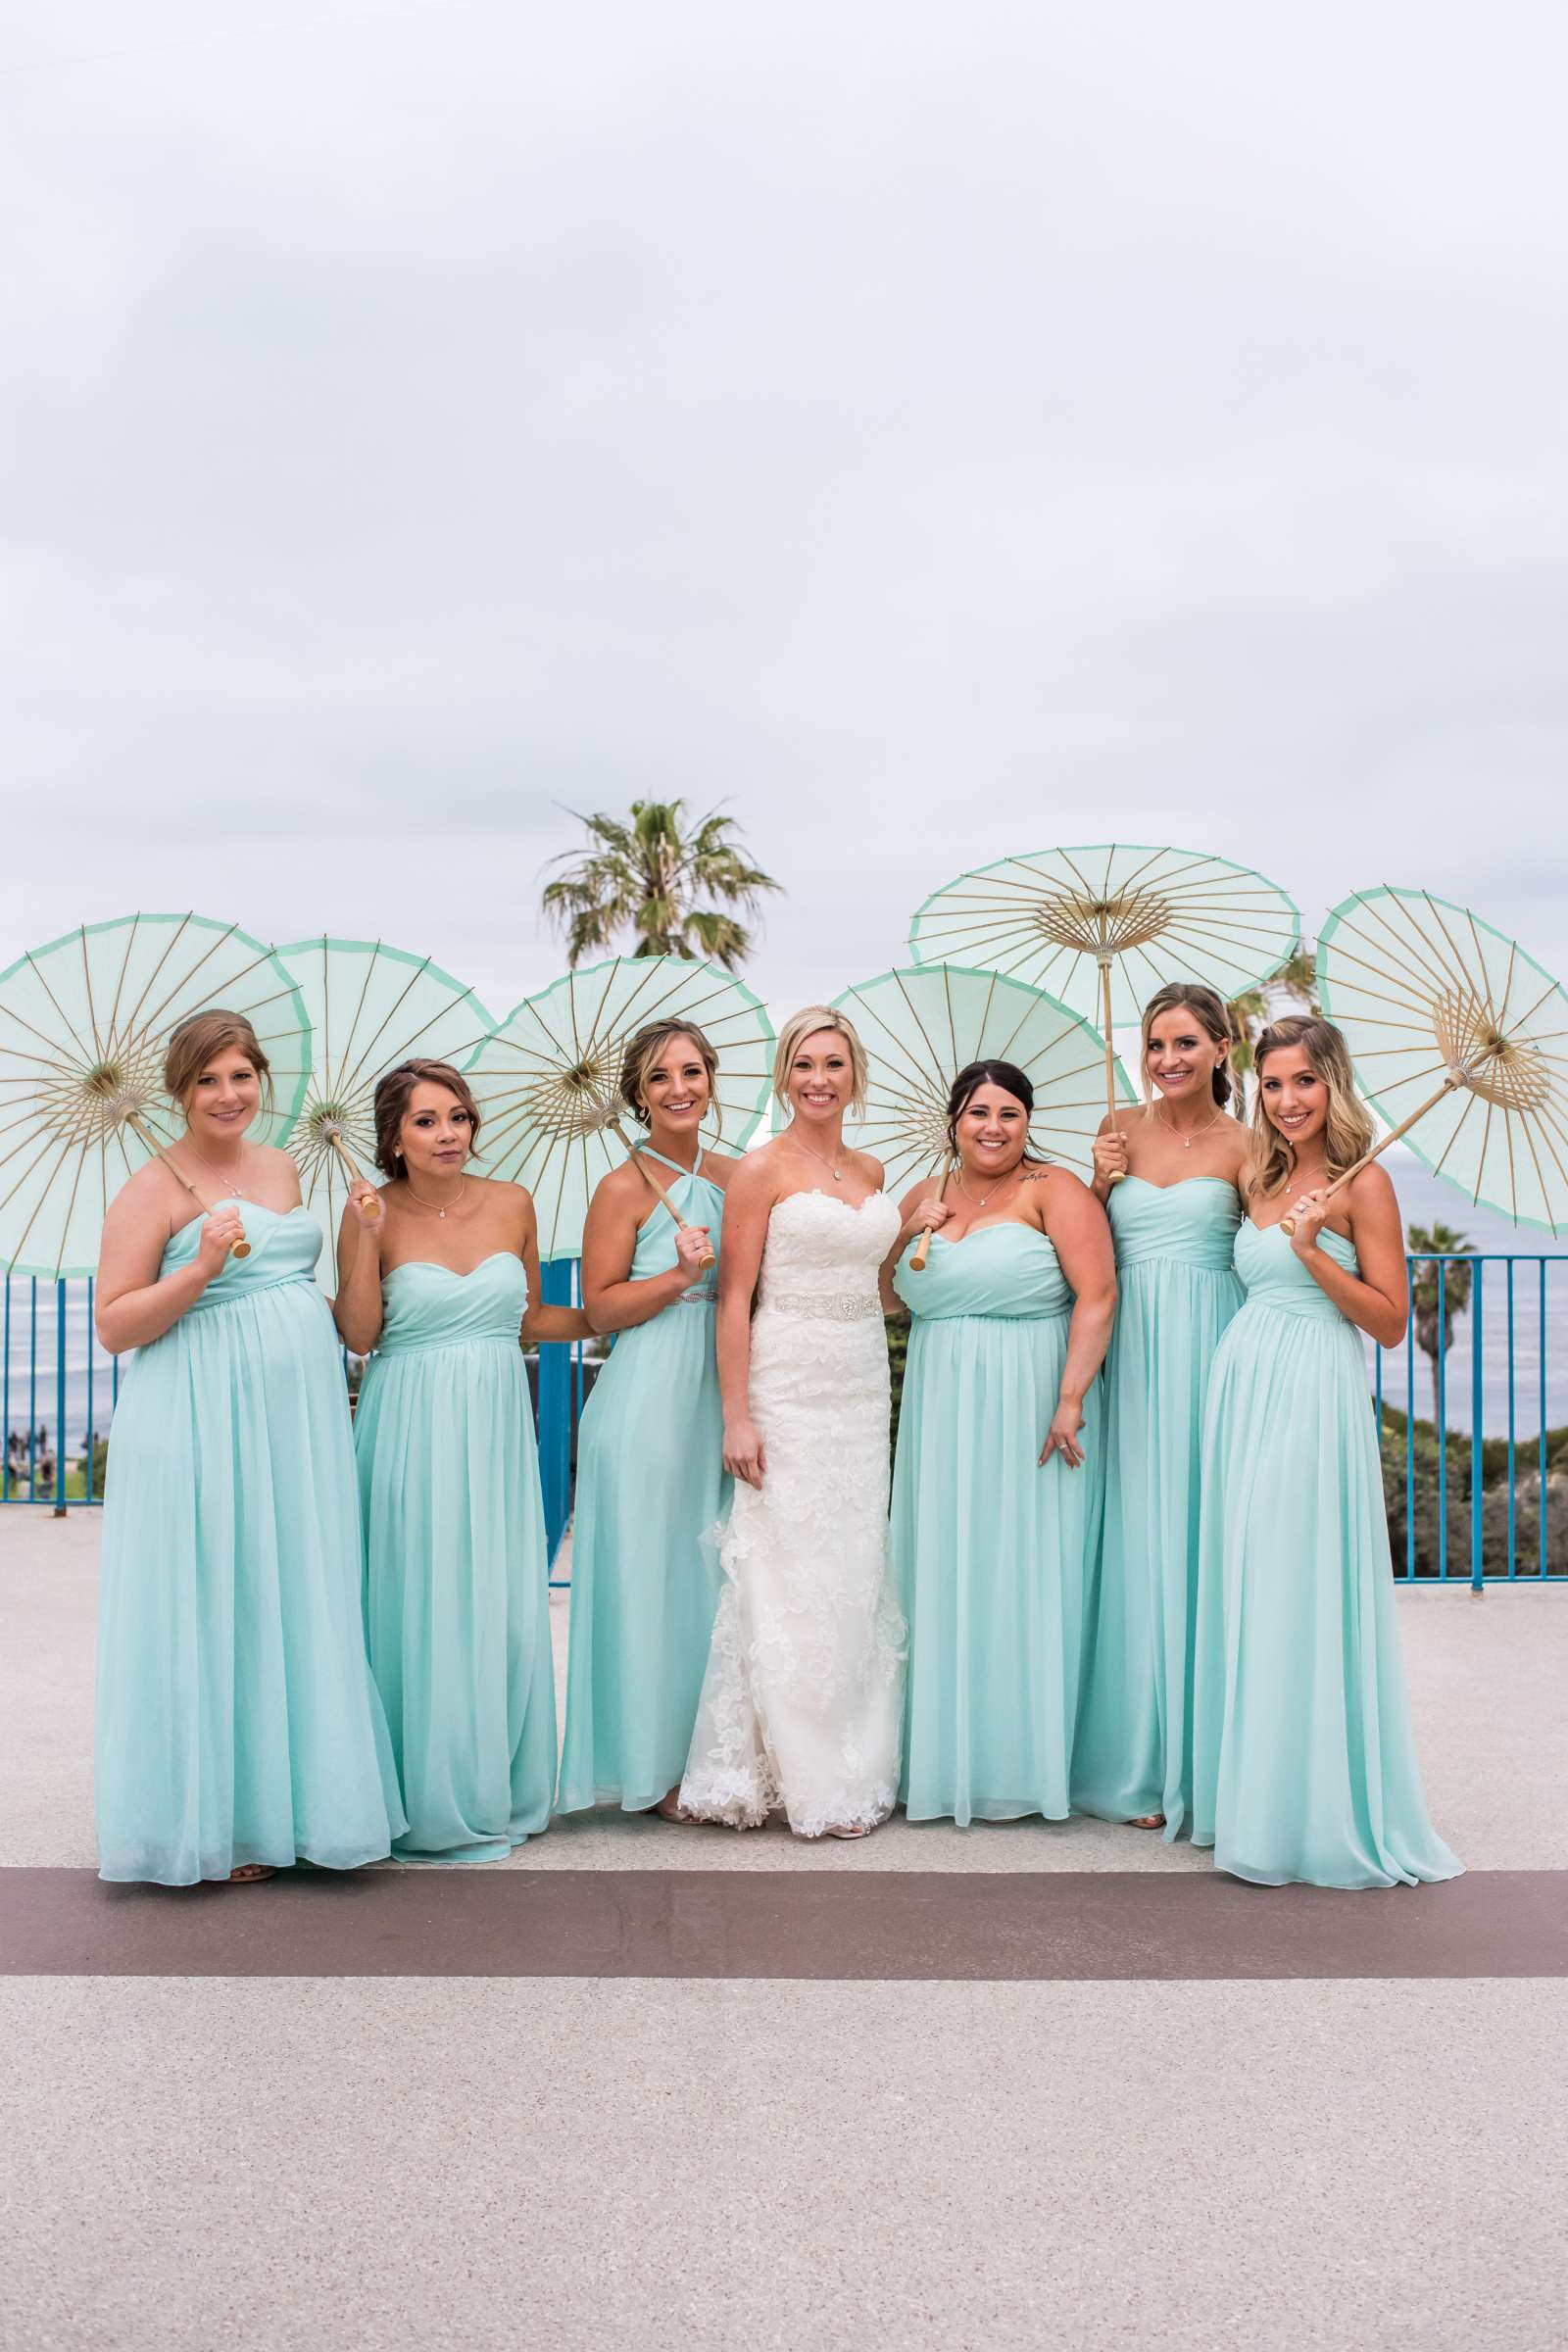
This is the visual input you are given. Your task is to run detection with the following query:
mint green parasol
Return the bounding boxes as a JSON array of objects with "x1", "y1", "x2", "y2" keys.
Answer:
[
  {"x1": 808, "y1": 963, "x2": 1135, "y2": 1266},
  {"x1": 464, "y1": 956, "x2": 775, "y2": 1261},
  {"x1": 0, "y1": 911, "x2": 311, "y2": 1277},
  {"x1": 276, "y1": 936, "x2": 494, "y2": 1288},
  {"x1": 909, "y1": 843, "x2": 1299, "y2": 1132},
  {"x1": 1314, "y1": 887, "x2": 1568, "y2": 1237}
]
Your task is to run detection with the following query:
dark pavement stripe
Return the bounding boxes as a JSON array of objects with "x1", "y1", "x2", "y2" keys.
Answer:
[{"x1": 2, "y1": 1866, "x2": 1564, "y2": 1981}]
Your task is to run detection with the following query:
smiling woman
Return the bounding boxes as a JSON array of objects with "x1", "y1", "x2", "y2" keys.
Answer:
[{"x1": 334, "y1": 1057, "x2": 592, "y2": 1863}]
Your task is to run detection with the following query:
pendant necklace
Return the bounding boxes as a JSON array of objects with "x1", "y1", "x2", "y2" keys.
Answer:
[
  {"x1": 1154, "y1": 1102, "x2": 1225, "y2": 1151},
  {"x1": 182, "y1": 1146, "x2": 253, "y2": 1199},
  {"x1": 793, "y1": 1132, "x2": 844, "y2": 1182},
  {"x1": 406, "y1": 1178, "x2": 468, "y2": 1221}
]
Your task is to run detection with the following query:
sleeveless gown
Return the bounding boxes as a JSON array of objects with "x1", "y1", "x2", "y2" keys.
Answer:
[
  {"x1": 95, "y1": 1203, "x2": 405, "y2": 1884},
  {"x1": 891, "y1": 1222, "x2": 1104, "y2": 1823},
  {"x1": 558, "y1": 1152, "x2": 728, "y2": 1813},
  {"x1": 679, "y1": 1190, "x2": 906, "y2": 1837},
  {"x1": 354, "y1": 1251, "x2": 555, "y2": 1862},
  {"x1": 1072, "y1": 1176, "x2": 1243, "y2": 1838},
  {"x1": 1191, "y1": 1221, "x2": 1463, "y2": 1888}
]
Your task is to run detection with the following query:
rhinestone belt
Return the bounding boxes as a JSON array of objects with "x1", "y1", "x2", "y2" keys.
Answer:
[{"x1": 760, "y1": 1291, "x2": 881, "y2": 1323}]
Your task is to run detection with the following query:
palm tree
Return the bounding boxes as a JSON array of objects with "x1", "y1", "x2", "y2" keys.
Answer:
[
  {"x1": 541, "y1": 800, "x2": 781, "y2": 969},
  {"x1": 1229, "y1": 950, "x2": 1319, "y2": 1096},
  {"x1": 1407, "y1": 1222, "x2": 1474, "y2": 1429}
]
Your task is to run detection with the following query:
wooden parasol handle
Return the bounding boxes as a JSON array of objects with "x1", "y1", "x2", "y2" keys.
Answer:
[
  {"x1": 1100, "y1": 958, "x2": 1125, "y2": 1186},
  {"x1": 1280, "y1": 1075, "x2": 1460, "y2": 1236},
  {"x1": 325, "y1": 1127, "x2": 384, "y2": 1221},
  {"x1": 125, "y1": 1112, "x2": 250, "y2": 1258},
  {"x1": 908, "y1": 1164, "x2": 951, "y2": 1272},
  {"x1": 610, "y1": 1119, "x2": 716, "y2": 1272}
]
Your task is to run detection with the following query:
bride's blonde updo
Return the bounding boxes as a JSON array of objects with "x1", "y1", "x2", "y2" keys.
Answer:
[{"x1": 772, "y1": 1004, "x2": 869, "y2": 1117}]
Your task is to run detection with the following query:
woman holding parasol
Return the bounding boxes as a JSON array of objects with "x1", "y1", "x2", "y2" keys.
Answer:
[
  {"x1": 558, "y1": 1017, "x2": 737, "y2": 1822},
  {"x1": 1071, "y1": 983, "x2": 1248, "y2": 1840},
  {"x1": 94, "y1": 1009, "x2": 406, "y2": 1885},
  {"x1": 335, "y1": 1058, "x2": 590, "y2": 1862},
  {"x1": 890, "y1": 1058, "x2": 1116, "y2": 1826},
  {"x1": 1190, "y1": 1016, "x2": 1461, "y2": 1888}
]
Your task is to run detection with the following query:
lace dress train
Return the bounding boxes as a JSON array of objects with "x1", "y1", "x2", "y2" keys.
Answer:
[{"x1": 679, "y1": 1190, "x2": 906, "y2": 1837}]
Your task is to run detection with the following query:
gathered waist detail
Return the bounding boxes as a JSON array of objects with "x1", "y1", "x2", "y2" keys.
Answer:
[
  {"x1": 758, "y1": 1291, "x2": 882, "y2": 1324},
  {"x1": 1237, "y1": 1293, "x2": 1352, "y2": 1328},
  {"x1": 185, "y1": 1271, "x2": 317, "y2": 1312},
  {"x1": 1116, "y1": 1243, "x2": 1239, "y2": 1274},
  {"x1": 371, "y1": 1331, "x2": 522, "y2": 1361},
  {"x1": 913, "y1": 1304, "x2": 1070, "y2": 1327}
]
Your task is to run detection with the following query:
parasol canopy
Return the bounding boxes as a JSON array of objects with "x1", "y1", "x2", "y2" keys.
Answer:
[
  {"x1": 0, "y1": 911, "x2": 311, "y2": 1278},
  {"x1": 463, "y1": 956, "x2": 774, "y2": 1260},
  {"x1": 909, "y1": 842, "x2": 1300, "y2": 1037},
  {"x1": 1315, "y1": 886, "x2": 1568, "y2": 1236},
  {"x1": 810, "y1": 962, "x2": 1135, "y2": 1196},
  {"x1": 276, "y1": 936, "x2": 493, "y2": 1287}
]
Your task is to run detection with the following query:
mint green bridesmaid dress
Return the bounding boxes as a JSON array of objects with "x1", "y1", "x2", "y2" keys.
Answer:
[
  {"x1": 95, "y1": 1204, "x2": 406, "y2": 1885},
  {"x1": 355, "y1": 1250, "x2": 555, "y2": 1862},
  {"x1": 558, "y1": 1154, "x2": 727, "y2": 1813},
  {"x1": 1191, "y1": 1221, "x2": 1462, "y2": 1888},
  {"x1": 891, "y1": 1223, "x2": 1104, "y2": 1823},
  {"x1": 1072, "y1": 1176, "x2": 1243, "y2": 1838}
]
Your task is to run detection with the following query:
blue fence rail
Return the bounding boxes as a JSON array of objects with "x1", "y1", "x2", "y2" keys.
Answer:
[{"x1": 5, "y1": 1255, "x2": 1564, "y2": 1588}]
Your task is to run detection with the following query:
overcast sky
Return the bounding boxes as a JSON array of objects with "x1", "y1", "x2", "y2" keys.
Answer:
[{"x1": 3, "y1": 1, "x2": 1564, "y2": 1039}]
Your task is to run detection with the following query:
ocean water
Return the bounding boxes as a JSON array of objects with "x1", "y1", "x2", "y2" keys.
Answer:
[{"x1": 3, "y1": 1147, "x2": 1564, "y2": 1471}]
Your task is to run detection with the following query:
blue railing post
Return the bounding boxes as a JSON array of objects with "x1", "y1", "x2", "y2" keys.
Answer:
[
  {"x1": 1469, "y1": 1258, "x2": 1484, "y2": 1592},
  {"x1": 53, "y1": 1278, "x2": 69, "y2": 1517},
  {"x1": 537, "y1": 1257, "x2": 576, "y2": 1567}
]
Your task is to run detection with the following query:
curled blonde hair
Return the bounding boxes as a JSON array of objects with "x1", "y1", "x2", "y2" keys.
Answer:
[
  {"x1": 772, "y1": 1004, "x2": 869, "y2": 1116},
  {"x1": 1250, "y1": 1015, "x2": 1373, "y2": 1199}
]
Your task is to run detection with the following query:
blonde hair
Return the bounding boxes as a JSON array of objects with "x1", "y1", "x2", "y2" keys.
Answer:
[
  {"x1": 163, "y1": 1009, "x2": 274, "y2": 1119},
  {"x1": 1250, "y1": 1015, "x2": 1373, "y2": 1199},
  {"x1": 617, "y1": 1019, "x2": 721, "y2": 1133},
  {"x1": 1140, "y1": 983, "x2": 1236, "y2": 1109},
  {"x1": 772, "y1": 1004, "x2": 868, "y2": 1116}
]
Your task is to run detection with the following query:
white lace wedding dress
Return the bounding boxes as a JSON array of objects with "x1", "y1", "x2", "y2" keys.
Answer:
[{"x1": 679, "y1": 1189, "x2": 907, "y2": 1838}]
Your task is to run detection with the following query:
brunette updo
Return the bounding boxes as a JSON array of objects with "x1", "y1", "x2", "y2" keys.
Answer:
[
  {"x1": 1140, "y1": 983, "x2": 1237, "y2": 1108},
  {"x1": 945, "y1": 1059, "x2": 1041, "y2": 1158},
  {"x1": 372, "y1": 1058, "x2": 482, "y2": 1178},
  {"x1": 617, "y1": 1019, "x2": 720, "y2": 1130}
]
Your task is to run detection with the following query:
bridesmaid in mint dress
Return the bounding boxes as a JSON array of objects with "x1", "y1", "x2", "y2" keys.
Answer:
[
  {"x1": 890, "y1": 1059, "x2": 1117, "y2": 1824},
  {"x1": 1072, "y1": 985, "x2": 1248, "y2": 1839},
  {"x1": 559, "y1": 1019, "x2": 734, "y2": 1818},
  {"x1": 1191, "y1": 1015, "x2": 1462, "y2": 1889},
  {"x1": 94, "y1": 1009, "x2": 404, "y2": 1886},
  {"x1": 335, "y1": 1058, "x2": 590, "y2": 1863}
]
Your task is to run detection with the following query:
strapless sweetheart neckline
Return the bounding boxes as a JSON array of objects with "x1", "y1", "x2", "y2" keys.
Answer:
[
  {"x1": 385, "y1": 1250, "x2": 519, "y2": 1282},
  {"x1": 1120, "y1": 1175, "x2": 1237, "y2": 1197},
  {"x1": 772, "y1": 1189, "x2": 888, "y2": 1216},
  {"x1": 170, "y1": 1200, "x2": 311, "y2": 1243}
]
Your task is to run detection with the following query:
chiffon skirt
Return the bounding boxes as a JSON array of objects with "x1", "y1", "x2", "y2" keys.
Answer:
[
  {"x1": 1191, "y1": 1304, "x2": 1463, "y2": 1888},
  {"x1": 892, "y1": 1311, "x2": 1104, "y2": 1823},
  {"x1": 558, "y1": 1301, "x2": 726, "y2": 1813},
  {"x1": 357, "y1": 1338, "x2": 556, "y2": 1862},
  {"x1": 95, "y1": 1281, "x2": 405, "y2": 1885}
]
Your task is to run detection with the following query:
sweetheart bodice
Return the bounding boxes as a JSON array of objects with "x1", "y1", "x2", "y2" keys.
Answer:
[
  {"x1": 375, "y1": 1251, "x2": 528, "y2": 1354},
  {"x1": 756, "y1": 1190, "x2": 901, "y2": 1307},
  {"x1": 1109, "y1": 1175, "x2": 1243, "y2": 1272},
  {"x1": 1235, "y1": 1219, "x2": 1358, "y2": 1320},
  {"x1": 893, "y1": 1223, "x2": 1070, "y2": 1320},
  {"x1": 628, "y1": 1150, "x2": 726, "y2": 1302},
  {"x1": 160, "y1": 1200, "x2": 322, "y2": 1306}
]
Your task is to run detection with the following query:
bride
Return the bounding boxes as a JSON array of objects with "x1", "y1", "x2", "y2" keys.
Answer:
[{"x1": 679, "y1": 1005, "x2": 914, "y2": 1838}]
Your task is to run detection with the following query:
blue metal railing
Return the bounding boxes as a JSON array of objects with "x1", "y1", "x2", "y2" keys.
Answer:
[{"x1": 6, "y1": 1255, "x2": 1563, "y2": 1587}]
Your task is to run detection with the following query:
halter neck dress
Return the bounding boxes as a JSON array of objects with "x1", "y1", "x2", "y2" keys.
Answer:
[
  {"x1": 891, "y1": 1220, "x2": 1104, "y2": 1823},
  {"x1": 1191, "y1": 1220, "x2": 1462, "y2": 1888},
  {"x1": 95, "y1": 1202, "x2": 405, "y2": 1884},
  {"x1": 354, "y1": 1250, "x2": 556, "y2": 1861},
  {"x1": 1071, "y1": 1176, "x2": 1243, "y2": 1838},
  {"x1": 559, "y1": 1150, "x2": 728, "y2": 1814}
]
